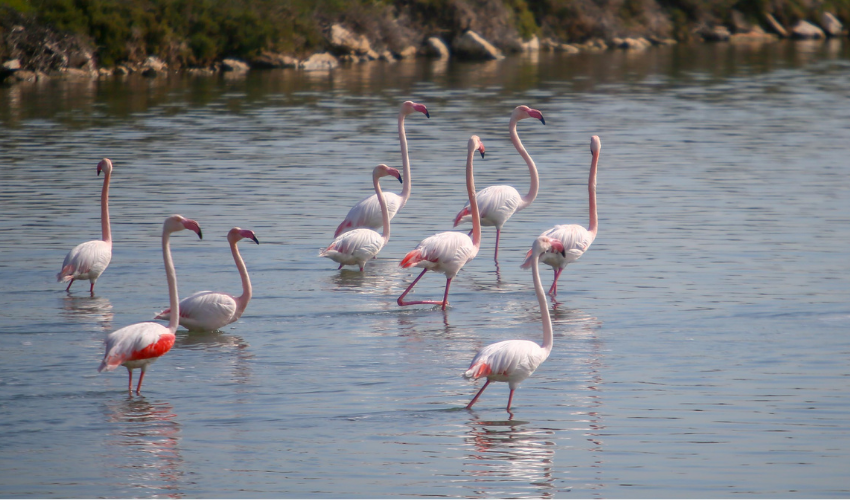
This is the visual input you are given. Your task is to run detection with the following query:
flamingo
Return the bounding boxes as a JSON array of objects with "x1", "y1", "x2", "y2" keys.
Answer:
[
  {"x1": 463, "y1": 235, "x2": 565, "y2": 411},
  {"x1": 397, "y1": 136, "x2": 485, "y2": 310},
  {"x1": 98, "y1": 215, "x2": 202, "y2": 394},
  {"x1": 453, "y1": 105, "x2": 544, "y2": 262},
  {"x1": 334, "y1": 100, "x2": 429, "y2": 237},
  {"x1": 155, "y1": 227, "x2": 259, "y2": 331},
  {"x1": 321, "y1": 165, "x2": 402, "y2": 271},
  {"x1": 57, "y1": 158, "x2": 114, "y2": 293},
  {"x1": 522, "y1": 135, "x2": 600, "y2": 297}
]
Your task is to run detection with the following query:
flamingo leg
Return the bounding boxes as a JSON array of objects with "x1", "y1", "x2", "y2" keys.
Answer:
[
  {"x1": 136, "y1": 368, "x2": 146, "y2": 394},
  {"x1": 506, "y1": 389, "x2": 516, "y2": 411},
  {"x1": 89, "y1": 282, "x2": 95, "y2": 294},
  {"x1": 466, "y1": 379, "x2": 491, "y2": 409},
  {"x1": 65, "y1": 279, "x2": 74, "y2": 292},
  {"x1": 494, "y1": 228, "x2": 501, "y2": 262},
  {"x1": 126, "y1": 367, "x2": 133, "y2": 393},
  {"x1": 441, "y1": 278, "x2": 453, "y2": 310},
  {"x1": 548, "y1": 268, "x2": 562, "y2": 296},
  {"x1": 398, "y1": 269, "x2": 448, "y2": 307},
  {"x1": 338, "y1": 264, "x2": 343, "y2": 270}
]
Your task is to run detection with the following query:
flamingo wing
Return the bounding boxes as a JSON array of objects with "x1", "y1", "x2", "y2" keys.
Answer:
[
  {"x1": 335, "y1": 192, "x2": 402, "y2": 237},
  {"x1": 464, "y1": 339, "x2": 545, "y2": 383},
  {"x1": 455, "y1": 185, "x2": 521, "y2": 227},
  {"x1": 523, "y1": 224, "x2": 594, "y2": 269},
  {"x1": 157, "y1": 291, "x2": 239, "y2": 331},
  {"x1": 406, "y1": 232, "x2": 477, "y2": 275},
  {"x1": 321, "y1": 229, "x2": 385, "y2": 264},
  {"x1": 98, "y1": 322, "x2": 170, "y2": 372},
  {"x1": 57, "y1": 240, "x2": 112, "y2": 282}
]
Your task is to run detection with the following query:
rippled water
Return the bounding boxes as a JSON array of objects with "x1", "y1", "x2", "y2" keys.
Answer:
[{"x1": 2, "y1": 40, "x2": 849, "y2": 497}]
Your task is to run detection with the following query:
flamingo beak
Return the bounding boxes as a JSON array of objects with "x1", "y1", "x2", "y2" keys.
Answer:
[
  {"x1": 414, "y1": 104, "x2": 430, "y2": 118},
  {"x1": 551, "y1": 240, "x2": 566, "y2": 257},
  {"x1": 479, "y1": 149, "x2": 485, "y2": 158},
  {"x1": 398, "y1": 174, "x2": 404, "y2": 184},
  {"x1": 251, "y1": 235, "x2": 259, "y2": 244},
  {"x1": 183, "y1": 219, "x2": 203, "y2": 239}
]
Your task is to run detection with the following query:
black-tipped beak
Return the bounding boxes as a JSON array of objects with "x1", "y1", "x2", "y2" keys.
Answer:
[
  {"x1": 425, "y1": 111, "x2": 430, "y2": 118},
  {"x1": 539, "y1": 116, "x2": 546, "y2": 125},
  {"x1": 252, "y1": 236, "x2": 260, "y2": 244},
  {"x1": 197, "y1": 230, "x2": 203, "y2": 240},
  {"x1": 560, "y1": 249, "x2": 566, "y2": 257},
  {"x1": 479, "y1": 151, "x2": 485, "y2": 158},
  {"x1": 398, "y1": 175, "x2": 404, "y2": 184}
]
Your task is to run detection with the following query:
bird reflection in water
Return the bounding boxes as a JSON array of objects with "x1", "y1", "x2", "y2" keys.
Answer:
[
  {"x1": 462, "y1": 414, "x2": 556, "y2": 498},
  {"x1": 103, "y1": 397, "x2": 183, "y2": 497},
  {"x1": 60, "y1": 294, "x2": 114, "y2": 331},
  {"x1": 328, "y1": 259, "x2": 402, "y2": 297}
]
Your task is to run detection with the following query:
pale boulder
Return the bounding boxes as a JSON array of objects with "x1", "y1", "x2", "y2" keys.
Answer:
[{"x1": 453, "y1": 30, "x2": 504, "y2": 60}]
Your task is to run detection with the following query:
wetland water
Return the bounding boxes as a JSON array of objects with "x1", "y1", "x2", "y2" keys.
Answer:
[{"x1": 1, "y1": 40, "x2": 849, "y2": 497}]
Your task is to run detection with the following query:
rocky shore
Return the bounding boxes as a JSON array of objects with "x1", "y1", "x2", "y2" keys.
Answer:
[{"x1": 1, "y1": 6, "x2": 847, "y2": 85}]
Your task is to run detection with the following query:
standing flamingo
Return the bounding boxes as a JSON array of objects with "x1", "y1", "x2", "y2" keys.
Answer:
[
  {"x1": 464, "y1": 235, "x2": 565, "y2": 411},
  {"x1": 453, "y1": 105, "x2": 544, "y2": 262},
  {"x1": 397, "y1": 136, "x2": 485, "y2": 310},
  {"x1": 98, "y1": 215, "x2": 202, "y2": 394},
  {"x1": 523, "y1": 135, "x2": 601, "y2": 297},
  {"x1": 57, "y1": 158, "x2": 114, "y2": 293},
  {"x1": 334, "y1": 100, "x2": 429, "y2": 237},
  {"x1": 321, "y1": 165, "x2": 402, "y2": 271},
  {"x1": 155, "y1": 227, "x2": 259, "y2": 331}
]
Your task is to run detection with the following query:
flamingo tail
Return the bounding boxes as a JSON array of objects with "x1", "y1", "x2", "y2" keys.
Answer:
[{"x1": 463, "y1": 362, "x2": 492, "y2": 380}]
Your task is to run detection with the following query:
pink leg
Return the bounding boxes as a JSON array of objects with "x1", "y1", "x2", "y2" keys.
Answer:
[
  {"x1": 338, "y1": 264, "x2": 343, "y2": 270},
  {"x1": 89, "y1": 282, "x2": 95, "y2": 294},
  {"x1": 441, "y1": 278, "x2": 452, "y2": 310},
  {"x1": 65, "y1": 279, "x2": 74, "y2": 292},
  {"x1": 398, "y1": 269, "x2": 449, "y2": 307},
  {"x1": 135, "y1": 369, "x2": 146, "y2": 394},
  {"x1": 548, "y1": 268, "x2": 562, "y2": 296},
  {"x1": 494, "y1": 228, "x2": 501, "y2": 262},
  {"x1": 466, "y1": 379, "x2": 491, "y2": 409},
  {"x1": 126, "y1": 367, "x2": 133, "y2": 393},
  {"x1": 506, "y1": 388, "x2": 515, "y2": 411}
]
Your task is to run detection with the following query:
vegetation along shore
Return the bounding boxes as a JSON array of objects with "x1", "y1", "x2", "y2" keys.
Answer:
[{"x1": 1, "y1": 0, "x2": 848, "y2": 84}]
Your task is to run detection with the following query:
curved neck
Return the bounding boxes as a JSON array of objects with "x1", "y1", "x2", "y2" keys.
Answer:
[
  {"x1": 588, "y1": 150, "x2": 599, "y2": 239},
  {"x1": 162, "y1": 231, "x2": 179, "y2": 333},
  {"x1": 531, "y1": 250, "x2": 553, "y2": 352},
  {"x1": 231, "y1": 241, "x2": 252, "y2": 314},
  {"x1": 398, "y1": 112, "x2": 412, "y2": 205},
  {"x1": 101, "y1": 170, "x2": 112, "y2": 244},
  {"x1": 510, "y1": 117, "x2": 539, "y2": 209},
  {"x1": 467, "y1": 148, "x2": 481, "y2": 249},
  {"x1": 375, "y1": 174, "x2": 390, "y2": 242}
]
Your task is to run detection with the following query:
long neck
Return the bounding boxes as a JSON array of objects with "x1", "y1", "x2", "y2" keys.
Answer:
[
  {"x1": 588, "y1": 150, "x2": 599, "y2": 239},
  {"x1": 531, "y1": 250, "x2": 553, "y2": 353},
  {"x1": 467, "y1": 148, "x2": 481, "y2": 249},
  {"x1": 510, "y1": 117, "x2": 539, "y2": 209},
  {"x1": 101, "y1": 170, "x2": 112, "y2": 244},
  {"x1": 375, "y1": 174, "x2": 390, "y2": 242},
  {"x1": 232, "y1": 241, "x2": 252, "y2": 314},
  {"x1": 162, "y1": 231, "x2": 179, "y2": 333},
  {"x1": 398, "y1": 112, "x2": 412, "y2": 205}
]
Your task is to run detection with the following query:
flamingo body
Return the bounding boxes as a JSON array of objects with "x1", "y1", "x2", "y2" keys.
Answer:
[
  {"x1": 335, "y1": 100, "x2": 429, "y2": 237},
  {"x1": 400, "y1": 231, "x2": 478, "y2": 280},
  {"x1": 321, "y1": 228, "x2": 387, "y2": 270}
]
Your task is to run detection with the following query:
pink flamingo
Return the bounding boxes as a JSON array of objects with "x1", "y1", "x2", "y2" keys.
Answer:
[
  {"x1": 523, "y1": 135, "x2": 601, "y2": 297},
  {"x1": 98, "y1": 215, "x2": 202, "y2": 394},
  {"x1": 155, "y1": 227, "x2": 259, "y2": 331},
  {"x1": 334, "y1": 100, "x2": 429, "y2": 237},
  {"x1": 453, "y1": 105, "x2": 544, "y2": 261},
  {"x1": 397, "y1": 136, "x2": 485, "y2": 310},
  {"x1": 57, "y1": 158, "x2": 113, "y2": 293},
  {"x1": 464, "y1": 235, "x2": 565, "y2": 411},
  {"x1": 321, "y1": 165, "x2": 402, "y2": 271}
]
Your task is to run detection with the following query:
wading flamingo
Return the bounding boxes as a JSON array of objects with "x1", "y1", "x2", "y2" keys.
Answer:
[
  {"x1": 397, "y1": 136, "x2": 485, "y2": 310},
  {"x1": 98, "y1": 215, "x2": 202, "y2": 394},
  {"x1": 334, "y1": 100, "x2": 429, "y2": 237},
  {"x1": 522, "y1": 135, "x2": 600, "y2": 297},
  {"x1": 464, "y1": 235, "x2": 565, "y2": 411},
  {"x1": 321, "y1": 165, "x2": 402, "y2": 271},
  {"x1": 453, "y1": 105, "x2": 544, "y2": 262},
  {"x1": 155, "y1": 227, "x2": 259, "y2": 331},
  {"x1": 57, "y1": 158, "x2": 114, "y2": 293}
]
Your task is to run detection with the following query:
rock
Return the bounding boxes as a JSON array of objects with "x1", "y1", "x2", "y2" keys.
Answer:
[
  {"x1": 423, "y1": 37, "x2": 450, "y2": 58},
  {"x1": 330, "y1": 24, "x2": 371, "y2": 55},
  {"x1": 141, "y1": 56, "x2": 167, "y2": 77},
  {"x1": 521, "y1": 35, "x2": 540, "y2": 52},
  {"x1": 300, "y1": 52, "x2": 339, "y2": 71},
  {"x1": 765, "y1": 13, "x2": 788, "y2": 38},
  {"x1": 3, "y1": 59, "x2": 22, "y2": 72},
  {"x1": 114, "y1": 65, "x2": 130, "y2": 75},
  {"x1": 616, "y1": 37, "x2": 651, "y2": 49},
  {"x1": 556, "y1": 43, "x2": 580, "y2": 53},
  {"x1": 791, "y1": 20, "x2": 825, "y2": 39},
  {"x1": 68, "y1": 49, "x2": 95, "y2": 70},
  {"x1": 453, "y1": 30, "x2": 504, "y2": 60},
  {"x1": 701, "y1": 25, "x2": 731, "y2": 41},
  {"x1": 221, "y1": 58, "x2": 250, "y2": 72},
  {"x1": 97, "y1": 68, "x2": 112, "y2": 77},
  {"x1": 186, "y1": 67, "x2": 217, "y2": 76},
  {"x1": 57, "y1": 67, "x2": 95, "y2": 79},
  {"x1": 396, "y1": 46, "x2": 418, "y2": 59},
  {"x1": 820, "y1": 13, "x2": 844, "y2": 36},
  {"x1": 730, "y1": 10, "x2": 754, "y2": 34},
  {"x1": 648, "y1": 36, "x2": 677, "y2": 45},
  {"x1": 379, "y1": 50, "x2": 396, "y2": 62},
  {"x1": 250, "y1": 51, "x2": 299, "y2": 69},
  {"x1": 539, "y1": 37, "x2": 559, "y2": 51},
  {"x1": 13, "y1": 70, "x2": 37, "y2": 82}
]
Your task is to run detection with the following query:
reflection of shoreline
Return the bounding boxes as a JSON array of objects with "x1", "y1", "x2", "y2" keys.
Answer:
[
  {"x1": 60, "y1": 294, "x2": 113, "y2": 331},
  {"x1": 103, "y1": 397, "x2": 183, "y2": 496}
]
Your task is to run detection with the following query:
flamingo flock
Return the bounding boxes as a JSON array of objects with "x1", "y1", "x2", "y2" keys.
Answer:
[{"x1": 61, "y1": 101, "x2": 603, "y2": 411}]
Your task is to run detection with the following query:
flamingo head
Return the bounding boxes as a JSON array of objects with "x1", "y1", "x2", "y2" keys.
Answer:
[
  {"x1": 164, "y1": 215, "x2": 203, "y2": 239},
  {"x1": 522, "y1": 236, "x2": 566, "y2": 268},
  {"x1": 374, "y1": 164, "x2": 403, "y2": 183},
  {"x1": 97, "y1": 158, "x2": 113, "y2": 176},
  {"x1": 591, "y1": 135, "x2": 601, "y2": 154},
  {"x1": 469, "y1": 135, "x2": 485, "y2": 158},
  {"x1": 229, "y1": 227, "x2": 259, "y2": 245},
  {"x1": 513, "y1": 105, "x2": 545, "y2": 125},
  {"x1": 402, "y1": 100, "x2": 430, "y2": 119}
]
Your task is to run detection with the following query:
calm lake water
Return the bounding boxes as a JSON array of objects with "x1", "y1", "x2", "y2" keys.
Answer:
[{"x1": 1, "y1": 39, "x2": 849, "y2": 498}]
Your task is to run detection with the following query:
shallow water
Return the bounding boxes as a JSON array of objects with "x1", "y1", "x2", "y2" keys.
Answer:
[{"x1": 1, "y1": 40, "x2": 849, "y2": 497}]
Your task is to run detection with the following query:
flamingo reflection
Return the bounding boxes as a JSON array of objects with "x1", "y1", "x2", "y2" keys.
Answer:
[{"x1": 60, "y1": 294, "x2": 114, "y2": 331}]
